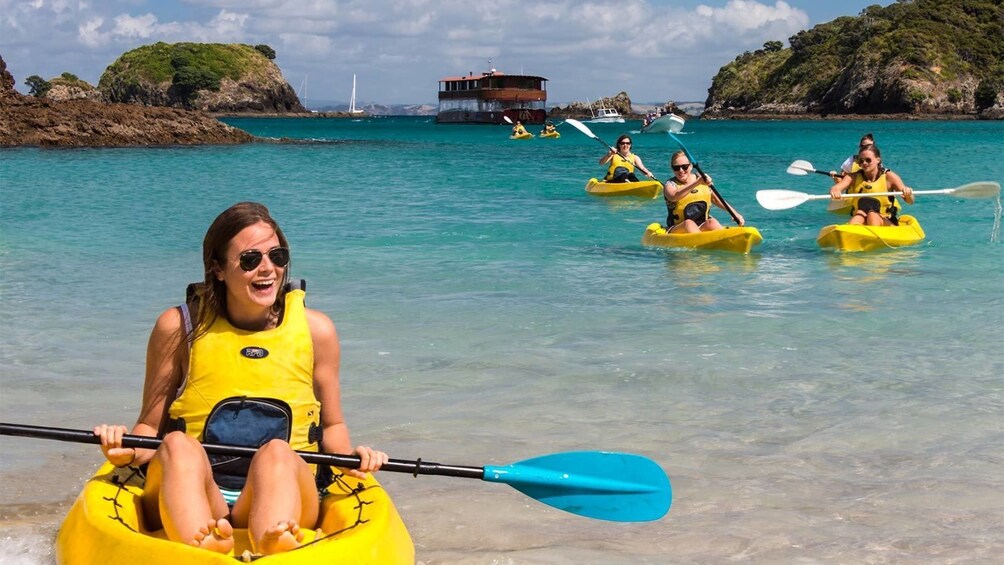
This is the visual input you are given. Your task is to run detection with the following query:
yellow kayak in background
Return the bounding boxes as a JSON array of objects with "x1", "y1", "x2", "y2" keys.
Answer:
[
  {"x1": 585, "y1": 178, "x2": 662, "y2": 199},
  {"x1": 816, "y1": 214, "x2": 925, "y2": 252},
  {"x1": 509, "y1": 132, "x2": 534, "y2": 140},
  {"x1": 56, "y1": 463, "x2": 414, "y2": 564},
  {"x1": 539, "y1": 131, "x2": 560, "y2": 139},
  {"x1": 642, "y1": 223, "x2": 763, "y2": 253}
]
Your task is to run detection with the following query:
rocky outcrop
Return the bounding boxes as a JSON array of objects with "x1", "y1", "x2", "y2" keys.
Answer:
[
  {"x1": 704, "y1": 0, "x2": 1003, "y2": 119},
  {"x1": 45, "y1": 75, "x2": 102, "y2": 102},
  {"x1": 549, "y1": 93, "x2": 689, "y2": 120},
  {"x1": 99, "y1": 42, "x2": 306, "y2": 114},
  {"x1": 0, "y1": 54, "x2": 255, "y2": 147},
  {"x1": 1, "y1": 55, "x2": 15, "y2": 93}
]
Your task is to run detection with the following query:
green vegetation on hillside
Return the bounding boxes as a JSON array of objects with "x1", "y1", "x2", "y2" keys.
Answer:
[
  {"x1": 99, "y1": 42, "x2": 277, "y2": 107},
  {"x1": 708, "y1": 0, "x2": 1004, "y2": 114}
]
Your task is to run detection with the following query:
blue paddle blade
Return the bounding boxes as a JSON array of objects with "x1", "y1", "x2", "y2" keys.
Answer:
[{"x1": 482, "y1": 451, "x2": 671, "y2": 522}]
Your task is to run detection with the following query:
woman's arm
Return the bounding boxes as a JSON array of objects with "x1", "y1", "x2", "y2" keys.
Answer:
[
  {"x1": 829, "y1": 175, "x2": 854, "y2": 199},
  {"x1": 599, "y1": 149, "x2": 615, "y2": 165},
  {"x1": 885, "y1": 170, "x2": 915, "y2": 204},
  {"x1": 633, "y1": 156, "x2": 654, "y2": 179},
  {"x1": 308, "y1": 309, "x2": 386, "y2": 478}
]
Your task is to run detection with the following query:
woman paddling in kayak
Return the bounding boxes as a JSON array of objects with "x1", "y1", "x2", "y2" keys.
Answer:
[
  {"x1": 599, "y1": 134, "x2": 655, "y2": 183},
  {"x1": 94, "y1": 202, "x2": 387, "y2": 556},
  {"x1": 662, "y1": 150, "x2": 744, "y2": 233},
  {"x1": 829, "y1": 145, "x2": 914, "y2": 226}
]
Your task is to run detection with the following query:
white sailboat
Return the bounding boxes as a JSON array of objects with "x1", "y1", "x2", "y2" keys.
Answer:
[{"x1": 348, "y1": 74, "x2": 363, "y2": 114}]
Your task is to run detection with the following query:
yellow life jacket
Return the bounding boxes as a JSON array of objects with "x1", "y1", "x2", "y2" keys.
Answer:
[
  {"x1": 605, "y1": 152, "x2": 636, "y2": 180},
  {"x1": 666, "y1": 180, "x2": 712, "y2": 226},
  {"x1": 848, "y1": 169, "x2": 900, "y2": 219},
  {"x1": 168, "y1": 283, "x2": 321, "y2": 489}
]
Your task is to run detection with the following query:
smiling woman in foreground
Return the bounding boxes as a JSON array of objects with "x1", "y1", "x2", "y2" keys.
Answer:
[{"x1": 94, "y1": 201, "x2": 387, "y2": 556}]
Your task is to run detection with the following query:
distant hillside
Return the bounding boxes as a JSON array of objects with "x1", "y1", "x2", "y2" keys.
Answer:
[
  {"x1": 99, "y1": 42, "x2": 305, "y2": 114},
  {"x1": 704, "y1": 0, "x2": 1004, "y2": 118}
]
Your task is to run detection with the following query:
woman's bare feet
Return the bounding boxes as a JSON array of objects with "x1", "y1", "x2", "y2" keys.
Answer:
[
  {"x1": 256, "y1": 520, "x2": 304, "y2": 555},
  {"x1": 190, "y1": 517, "x2": 234, "y2": 554}
]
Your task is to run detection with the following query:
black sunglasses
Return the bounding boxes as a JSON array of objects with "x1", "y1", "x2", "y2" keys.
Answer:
[
  {"x1": 671, "y1": 163, "x2": 691, "y2": 171},
  {"x1": 618, "y1": 141, "x2": 632, "y2": 146},
  {"x1": 238, "y1": 247, "x2": 290, "y2": 271}
]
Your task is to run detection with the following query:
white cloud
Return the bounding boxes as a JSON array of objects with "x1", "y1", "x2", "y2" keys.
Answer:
[
  {"x1": 111, "y1": 14, "x2": 158, "y2": 39},
  {"x1": 77, "y1": 17, "x2": 106, "y2": 48},
  {"x1": 695, "y1": 0, "x2": 808, "y2": 34}
]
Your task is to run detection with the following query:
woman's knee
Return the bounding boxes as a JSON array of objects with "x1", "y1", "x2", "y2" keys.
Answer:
[
  {"x1": 157, "y1": 431, "x2": 204, "y2": 462},
  {"x1": 251, "y1": 439, "x2": 299, "y2": 470}
]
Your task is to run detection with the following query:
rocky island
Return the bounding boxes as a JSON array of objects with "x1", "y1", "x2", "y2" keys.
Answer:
[
  {"x1": 547, "y1": 92, "x2": 687, "y2": 120},
  {"x1": 703, "y1": 0, "x2": 1003, "y2": 120},
  {"x1": 0, "y1": 42, "x2": 314, "y2": 147}
]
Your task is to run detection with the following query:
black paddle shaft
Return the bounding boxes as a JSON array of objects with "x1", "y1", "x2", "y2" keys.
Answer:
[
  {"x1": 691, "y1": 162, "x2": 742, "y2": 226},
  {"x1": 0, "y1": 422, "x2": 483, "y2": 479}
]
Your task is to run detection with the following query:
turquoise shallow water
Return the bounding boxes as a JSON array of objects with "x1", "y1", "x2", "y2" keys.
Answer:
[{"x1": 1, "y1": 117, "x2": 1003, "y2": 563}]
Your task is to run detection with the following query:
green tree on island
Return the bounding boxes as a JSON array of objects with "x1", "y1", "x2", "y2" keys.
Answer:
[
  {"x1": 168, "y1": 44, "x2": 222, "y2": 108},
  {"x1": 24, "y1": 75, "x2": 51, "y2": 97},
  {"x1": 254, "y1": 44, "x2": 276, "y2": 60}
]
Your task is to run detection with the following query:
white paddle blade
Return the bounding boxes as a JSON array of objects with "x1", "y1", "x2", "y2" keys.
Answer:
[
  {"x1": 667, "y1": 115, "x2": 685, "y2": 133},
  {"x1": 756, "y1": 189, "x2": 811, "y2": 211},
  {"x1": 952, "y1": 181, "x2": 1001, "y2": 199},
  {"x1": 564, "y1": 118, "x2": 596, "y2": 139},
  {"x1": 502, "y1": 116, "x2": 513, "y2": 124},
  {"x1": 786, "y1": 160, "x2": 815, "y2": 176}
]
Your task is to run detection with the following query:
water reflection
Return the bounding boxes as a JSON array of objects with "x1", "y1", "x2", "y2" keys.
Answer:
[
  {"x1": 658, "y1": 248, "x2": 761, "y2": 284},
  {"x1": 825, "y1": 249, "x2": 924, "y2": 283}
]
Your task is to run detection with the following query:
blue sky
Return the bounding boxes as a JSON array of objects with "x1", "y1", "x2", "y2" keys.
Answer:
[{"x1": 0, "y1": 1, "x2": 889, "y2": 106}]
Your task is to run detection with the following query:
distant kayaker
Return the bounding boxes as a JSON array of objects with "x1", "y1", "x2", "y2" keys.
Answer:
[
  {"x1": 93, "y1": 202, "x2": 387, "y2": 556},
  {"x1": 599, "y1": 134, "x2": 655, "y2": 183},
  {"x1": 512, "y1": 120, "x2": 528, "y2": 137},
  {"x1": 829, "y1": 133, "x2": 875, "y2": 180},
  {"x1": 540, "y1": 121, "x2": 557, "y2": 136},
  {"x1": 662, "y1": 150, "x2": 744, "y2": 232},
  {"x1": 829, "y1": 145, "x2": 914, "y2": 226}
]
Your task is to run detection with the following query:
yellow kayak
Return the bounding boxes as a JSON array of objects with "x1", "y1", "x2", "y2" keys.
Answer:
[
  {"x1": 509, "y1": 132, "x2": 534, "y2": 140},
  {"x1": 642, "y1": 222, "x2": 763, "y2": 253},
  {"x1": 56, "y1": 463, "x2": 414, "y2": 564},
  {"x1": 539, "y1": 131, "x2": 560, "y2": 139},
  {"x1": 585, "y1": 178, "x2": 662, "y2": 199},
  {"x1": 817, "y1": 214, "x2": 925, "y2": 252}
]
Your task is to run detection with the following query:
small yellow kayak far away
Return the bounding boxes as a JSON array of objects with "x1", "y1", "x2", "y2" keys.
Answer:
[
  {"x1": 585, "y1": 178, "x2": 662, "y2": 199},
  {"x1": 539, "y1": 131, "x2": 560, "y2": 138},
  {"x1": 55, "y1": 463, "x2": 414, "y2": 564},
  {"x1": 816, "y1": 214, "x2": 925, "y2": 252},
  {"x1": 509, "y1": 132, "x2": 534, "y2": 140},
  {"x1": 642, "y1": 222, "x2": 763, "y2": 253}
]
